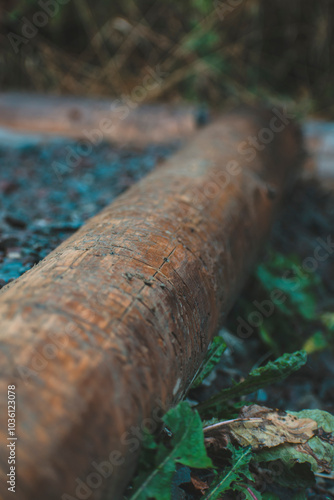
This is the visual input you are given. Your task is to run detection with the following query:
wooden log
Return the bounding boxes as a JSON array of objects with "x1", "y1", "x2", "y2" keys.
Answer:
[
  {"x1": 0, "y1": 93, "x2": 206, "y2": 146},
  {"x1": 0, "y1": 108, "x2": 303, "y2": 500}
]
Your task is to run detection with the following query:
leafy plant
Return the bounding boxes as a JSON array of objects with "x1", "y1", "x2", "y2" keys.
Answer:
[
  {"x1": 127, "y1": 351, "x2": 317, "y2": 500},
  {"x1": 229, "y1": 249, "x2": 333, "y2": 354},
  {"x1": 202, "y1": 445, "x2": 253, "y2": 499},
  {"x1": 255, "y1": 252, "x2": 319, "y2": 321},
  {"x1": 129, "y1": 402, "x2": 212, "y2": 500},
  {"x1": 196, "y1": 351, "x2": 307, "y2": 415},
  {"x1": 192, "y1": 336, "x2": 227, "y2": 388}
]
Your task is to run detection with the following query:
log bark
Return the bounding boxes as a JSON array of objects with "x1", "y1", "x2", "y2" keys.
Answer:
[
  {"x1": 0, "y1": 93, "x2": 205, "y2": 146},
  {"x1": 0, "y1": 108, "x2": 303, "y2": 500}
]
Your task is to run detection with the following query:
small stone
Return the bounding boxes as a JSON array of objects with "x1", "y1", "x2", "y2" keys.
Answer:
[
  {"x1": 7, "y1": 251, "x2": 21, "y2": 259},
  {"x1": 4, "y1": 214, "x2": 27, "y2": 229}
]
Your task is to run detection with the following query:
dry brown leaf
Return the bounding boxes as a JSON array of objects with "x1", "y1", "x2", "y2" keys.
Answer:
[
  {"x1": 204, "y1": 404, "x2": 317, "y2": 452},
  {"x1": 190, "y1": 475, "x2": 209, "y2": 494}
]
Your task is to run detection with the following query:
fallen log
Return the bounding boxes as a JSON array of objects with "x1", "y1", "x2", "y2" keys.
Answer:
[
  {"x1": 0, "y1": 107, "x2": 303, "y2": 500},
  {"x1": 0, "y1": 93, "x2": 206, "y2": 146}
]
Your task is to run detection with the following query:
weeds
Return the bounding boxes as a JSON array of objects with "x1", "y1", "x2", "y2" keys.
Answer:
[
  {"x1": 125, "y1": 249, "x2": 334, "y2": 499},
  {"x1": 227, "y1": 248, "x2": 333, "y2": 355}
]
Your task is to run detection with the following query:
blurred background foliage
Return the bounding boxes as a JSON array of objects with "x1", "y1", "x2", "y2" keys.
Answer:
[{"x1": 0, "y1": 0, "x2": 333, "y2": 114}]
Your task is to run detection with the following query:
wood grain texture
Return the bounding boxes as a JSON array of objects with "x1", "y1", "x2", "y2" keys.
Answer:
[{"x1": 0, "y1": 108, "x2": 303, "y2": 500}]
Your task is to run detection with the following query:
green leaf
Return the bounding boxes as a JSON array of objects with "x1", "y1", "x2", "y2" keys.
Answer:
[
  {"x1": 303, "y1": 331, "x2": 328, "y2": 354},
  {"x1": 292, "y1": 492, "x2": 308, "y2": 500},
  {"x1": 322, "y1": 312, "x2": 334, "y2": 330},
  {"x1": 258, "y1": 325, "x2": 279, "y2": 353},
  {"x1": 233, "y1": 484, "x2": 263, "y2": 500},
  {"x1": 129, "y1": 402, "x2": 212, "y2": 500},
  {"x1": 183, "y1": 30, "x2": 220, "y2": 53},
  {"x1": 192, "y1": 336, "x2": 226, "y2": 388},
  {"x1": 255, "y1": 252, "x2": 319, "y2": 320},
  {"x1": 163, "y1": 403, "x2": 213, "y2": 468},
  {"x1": 196, "y1": 351, "x2": 307, "y2": 414},
  {"x1": 192, "y1": 0, "x2": 212, "y2": 15},
  {"x1": 203, "y1": 445, "x2": 252, "y2": 500}
]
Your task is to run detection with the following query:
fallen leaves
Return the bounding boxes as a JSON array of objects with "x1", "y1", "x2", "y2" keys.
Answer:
[
  {"x1": 190, "y1": 475, "x2": 209, "y2": 494},
  {"x1": 204, "y1": 405, "x2": 317, "y2": 452},
  {"x1": 255, "y1": 408, "x2": 334, "y2": 475},
  {"x1": 204, "y1": 404, "x2": 334, "y2": 478}
]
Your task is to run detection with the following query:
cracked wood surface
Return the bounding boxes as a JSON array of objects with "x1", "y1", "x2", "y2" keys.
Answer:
[{"x1": 0, "y1": 108, "x2": 303, "y2": 500}]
